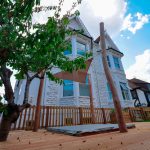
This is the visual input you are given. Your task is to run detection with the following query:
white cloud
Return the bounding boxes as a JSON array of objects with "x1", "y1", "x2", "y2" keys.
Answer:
[
  {"x1": 127, "y1": 36, "x2": 130, "y2": 39},
  {"x1": 32, "y1": 0, "x2": 127, "y2": 38},
  {"x1": 122, "y1": 12, "x2": 150, "y2": 34},
  {"x1": 33, "y1": 1, "x2": 150, "y2": 38},
  {"x1": 126, "y1": 49, "x2": 150, "y2": 82},
  {"x1": 78, "y1": 0, "x2": 127, "y2": 38}
]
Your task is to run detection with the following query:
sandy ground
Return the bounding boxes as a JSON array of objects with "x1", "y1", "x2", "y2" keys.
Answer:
[{"x1": 1, "y1": 122, "x2": 150, "y2": 150}]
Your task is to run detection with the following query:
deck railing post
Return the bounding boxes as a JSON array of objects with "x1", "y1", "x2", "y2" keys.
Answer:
[
  {"x1": 140, "y1": 107, "x2": 146, "y2": 120},
  {"x1": 45, "y1": 106, "x2": 49, "y2": 128},
  {"x1": 79, "y1": 107, "x2": 83, "y2": 125},
  {"x1": 102, "y1": 108, "x2": 106, "y2": 124}
]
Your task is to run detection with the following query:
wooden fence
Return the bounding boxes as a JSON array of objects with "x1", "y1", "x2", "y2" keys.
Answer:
[{"x1": 11, "y1": 106, "x2": 150, "y2": 130}]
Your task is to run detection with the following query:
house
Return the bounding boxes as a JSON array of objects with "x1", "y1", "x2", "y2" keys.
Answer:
[
  {"x1": 128, "y1": 78, "x2": 150, "y2": 107},
  {"x1": 14, "y1": 17, "x2": 134, "y2": 108}
]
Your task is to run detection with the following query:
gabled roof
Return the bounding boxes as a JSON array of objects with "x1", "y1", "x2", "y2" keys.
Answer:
[
  {"x1": 68, "y1": 16, "x2": 92, "y2": 38},
  {"x1": 128, "y1": 78, "x2": 150, "y2": 91},
  {"x1": 129, "y1": 78, "x2": 150, "y2": 84},
  {"x1": 94, "y1": 33, "x2": 121, "y2": 53}
]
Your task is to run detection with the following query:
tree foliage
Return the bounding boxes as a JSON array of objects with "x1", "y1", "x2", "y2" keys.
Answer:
[{"x1": 0, "y1": 0, "x2": 90, "y2": 105}]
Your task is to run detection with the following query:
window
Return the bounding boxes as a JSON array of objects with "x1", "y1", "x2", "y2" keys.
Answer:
[
  {"x1": 107, "y1": 56, "x2": 111, "y2": 68},
  {"x1": 79, "y1": 76, "x2": 90, "y2": 96},
  {"x1": 63, "y1": 80, "x2": 73, "y2": 97},
  {"x1": 120, "y1": 82, "x2": 130, "y2": 100},
  {"x1": 77, "y1": 42, "x2": 86, "y2": 56},
  {"x1": 64, "y1": 41, "x2": 72, "y2": 55},
  {"x1": 64, "y1": 49, "x2": 72, "y2": 55},
  {"x1": 107, "y1": 83, "x2": 113, "y2": 101},
  {"x1": 113, "y1": 56, "x2": 120, "y2": 69},
  {"x1": 131, "y1": 90, "x2": 138, "y2": 99}
]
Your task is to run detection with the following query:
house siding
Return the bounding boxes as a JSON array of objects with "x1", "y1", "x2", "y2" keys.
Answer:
[{"x1": 14, "y1": 17, "x2": 134, "y2": 108}]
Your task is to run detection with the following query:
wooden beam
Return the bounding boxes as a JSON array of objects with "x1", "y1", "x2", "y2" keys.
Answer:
[
  {"x1": 100, "y1": 22, "x2": 127, "y2": 133},
  {"x1": 88, "y1": 75, "x2": 96, "y2": 124}
]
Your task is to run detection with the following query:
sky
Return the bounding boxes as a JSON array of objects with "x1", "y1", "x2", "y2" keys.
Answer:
[
  {"x1": 77, "y1": 0, "x2": 150, "y2": 82},
  {"x1": 0, "y1": 0, "x2": 150, "y2": 96}
]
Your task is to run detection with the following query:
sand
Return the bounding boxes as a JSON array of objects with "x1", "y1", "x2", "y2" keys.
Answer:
[{"x1": 1, "y1": 122, "x2": 150, "y2": 150}]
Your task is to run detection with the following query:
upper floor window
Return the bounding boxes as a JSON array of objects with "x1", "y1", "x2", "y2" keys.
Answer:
[
  {"x1": 79, "y1": 76, "x2": 90, "y2": 96},
  {"x1": 77, "y1": 42, "x2": 86, "y2": 56},
  {"x1": 120, "y1": 82, "x2": 130, "y2": 100},
  {"x1": 107, "y1": 83, "x2": 113, "y2": 101},
  {"x1": 113, "y1": 56, "x2": 120, "y2": 69},
  {"x1": 64, "y1": 40, "x2": 72, "y2": 55},
  {"x1": 107, "y1": 56, "x2": 111, "y2": 68},
  {"x1": 63, "y1": 80, "x2": 73, "y2": 97},
  {"x1": 64, "y1": 49, "x2": 72, "y2": 55}
]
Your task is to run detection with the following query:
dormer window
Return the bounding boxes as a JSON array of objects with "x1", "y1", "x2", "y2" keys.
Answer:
[
  {"x1": 77, "y1": 41, "x2": 86, "y2": 56},
  {"x1": 113, "y1": 56, "x2": 120, "y2": 69}
]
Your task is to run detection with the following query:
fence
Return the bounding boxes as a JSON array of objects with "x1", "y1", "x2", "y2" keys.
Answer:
[
  {"x1": 125, "y1": 107, "x2": 150, "y2": 122},
  {"x1": 11, "y1": 106, "x2": 150, "y2": 130}
]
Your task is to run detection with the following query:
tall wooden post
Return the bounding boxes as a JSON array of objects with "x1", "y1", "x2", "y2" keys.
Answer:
[
  {"x1": 100, "y1": 22, "x2": 127, "y2": 132},
  {"x1": 33, "y1": 72, "x2": 45, "y2": 132},
  {"x1": 88, "y1": 75, "x2": 96, "y2": 124}
]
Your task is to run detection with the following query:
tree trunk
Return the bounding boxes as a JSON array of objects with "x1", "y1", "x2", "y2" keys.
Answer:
[
  {"x1": 0, "y1": 103, "x2": 30, "y2": 142},
  {"x1": 33, "y1": 72, "x2": 45, "y2": 132},
  {"x1": 0, "y1": 66, "x2": 31, "y2": 141},
  {"x1": 0, "y1": 116, "x2": 11, "y2": 141},
  {"x1": 23, "y1": 78, "x2": 31, "y2": 104},
  {"x1": 100, "y1": 22, "x2": 127, "y2": 133},
  {"x1": 1, "y1": 65, "x2": 14, "y2": 103}
]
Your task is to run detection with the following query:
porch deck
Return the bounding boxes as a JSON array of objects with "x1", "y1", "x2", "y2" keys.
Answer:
[{"x1": 47, "y1": 123, "x2": 135, "y2": 136}]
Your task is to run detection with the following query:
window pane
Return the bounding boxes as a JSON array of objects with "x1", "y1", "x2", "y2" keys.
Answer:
[
  {"x1": 63, "y1": 85, "x2": 73, "y2": 96},
  {"x1": 77, "y1": 42, "x2": 86, "y2": 56},
  {"x1": 64, "y1": 50, "x2": 72, "y2": 55},
  {"x1": 113, "y1": 56, "x2": 120, "y2": 69},
  {"x1": 107, "y1": 56, "x2": 111, "y2": 68},
  {"x1": 120, "y1": 82, "x2": 130, "y2": 100},
  {"x1": 64, "y1": 80, "x2": 73, "y2": 84},
  {"x1": 79, "y1": 84, "x2": 90, "y2": 96},
  {"x1": 63, "y1": 80, "x2": 73, "y2": 97},
  {"x1": 107, "y1": 83, "x2": 113, "y2": 101}
]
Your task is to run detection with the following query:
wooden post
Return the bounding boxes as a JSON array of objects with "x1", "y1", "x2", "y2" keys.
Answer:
[
  {"x1": 79, "y1": 107, "x2": 83, "y2": 125},
  {"x1": 88, "y1": 75, "x2": 96, "y2": 124},
  {"x1": 128, "y1": 107, "x2": 133, "y2": 122},
  {"x1": 100, "y1": 22, "x2": 127, "y2": 132},
  {"x1": 140, "y1": 107, "x2": 146, "y2": 120},
  {"x1": 33, "y1": 71, "x2": 45, "y2": 132},
  {"x1": 102, "y1": 108, "x2": 106, "y2": 124}
]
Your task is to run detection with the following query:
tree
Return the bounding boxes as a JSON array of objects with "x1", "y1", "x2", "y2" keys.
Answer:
[
  {"x1": 0, "y1": 0, "x2": 88, "y2": 141},
  {"x1": 100, "y1": 22, "x2": 127, "y2": 133}
]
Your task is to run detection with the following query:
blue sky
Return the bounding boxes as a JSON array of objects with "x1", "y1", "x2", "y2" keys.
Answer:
[
  {"x1": 113, "y1": 0, "x2": 150, "y2": 82},
  {"x1": 77, "y1": 0, "x2": 150, "y2": 82},
  {"x1": 114, "y1": 0, "x2": 150, "y2": 69}
]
